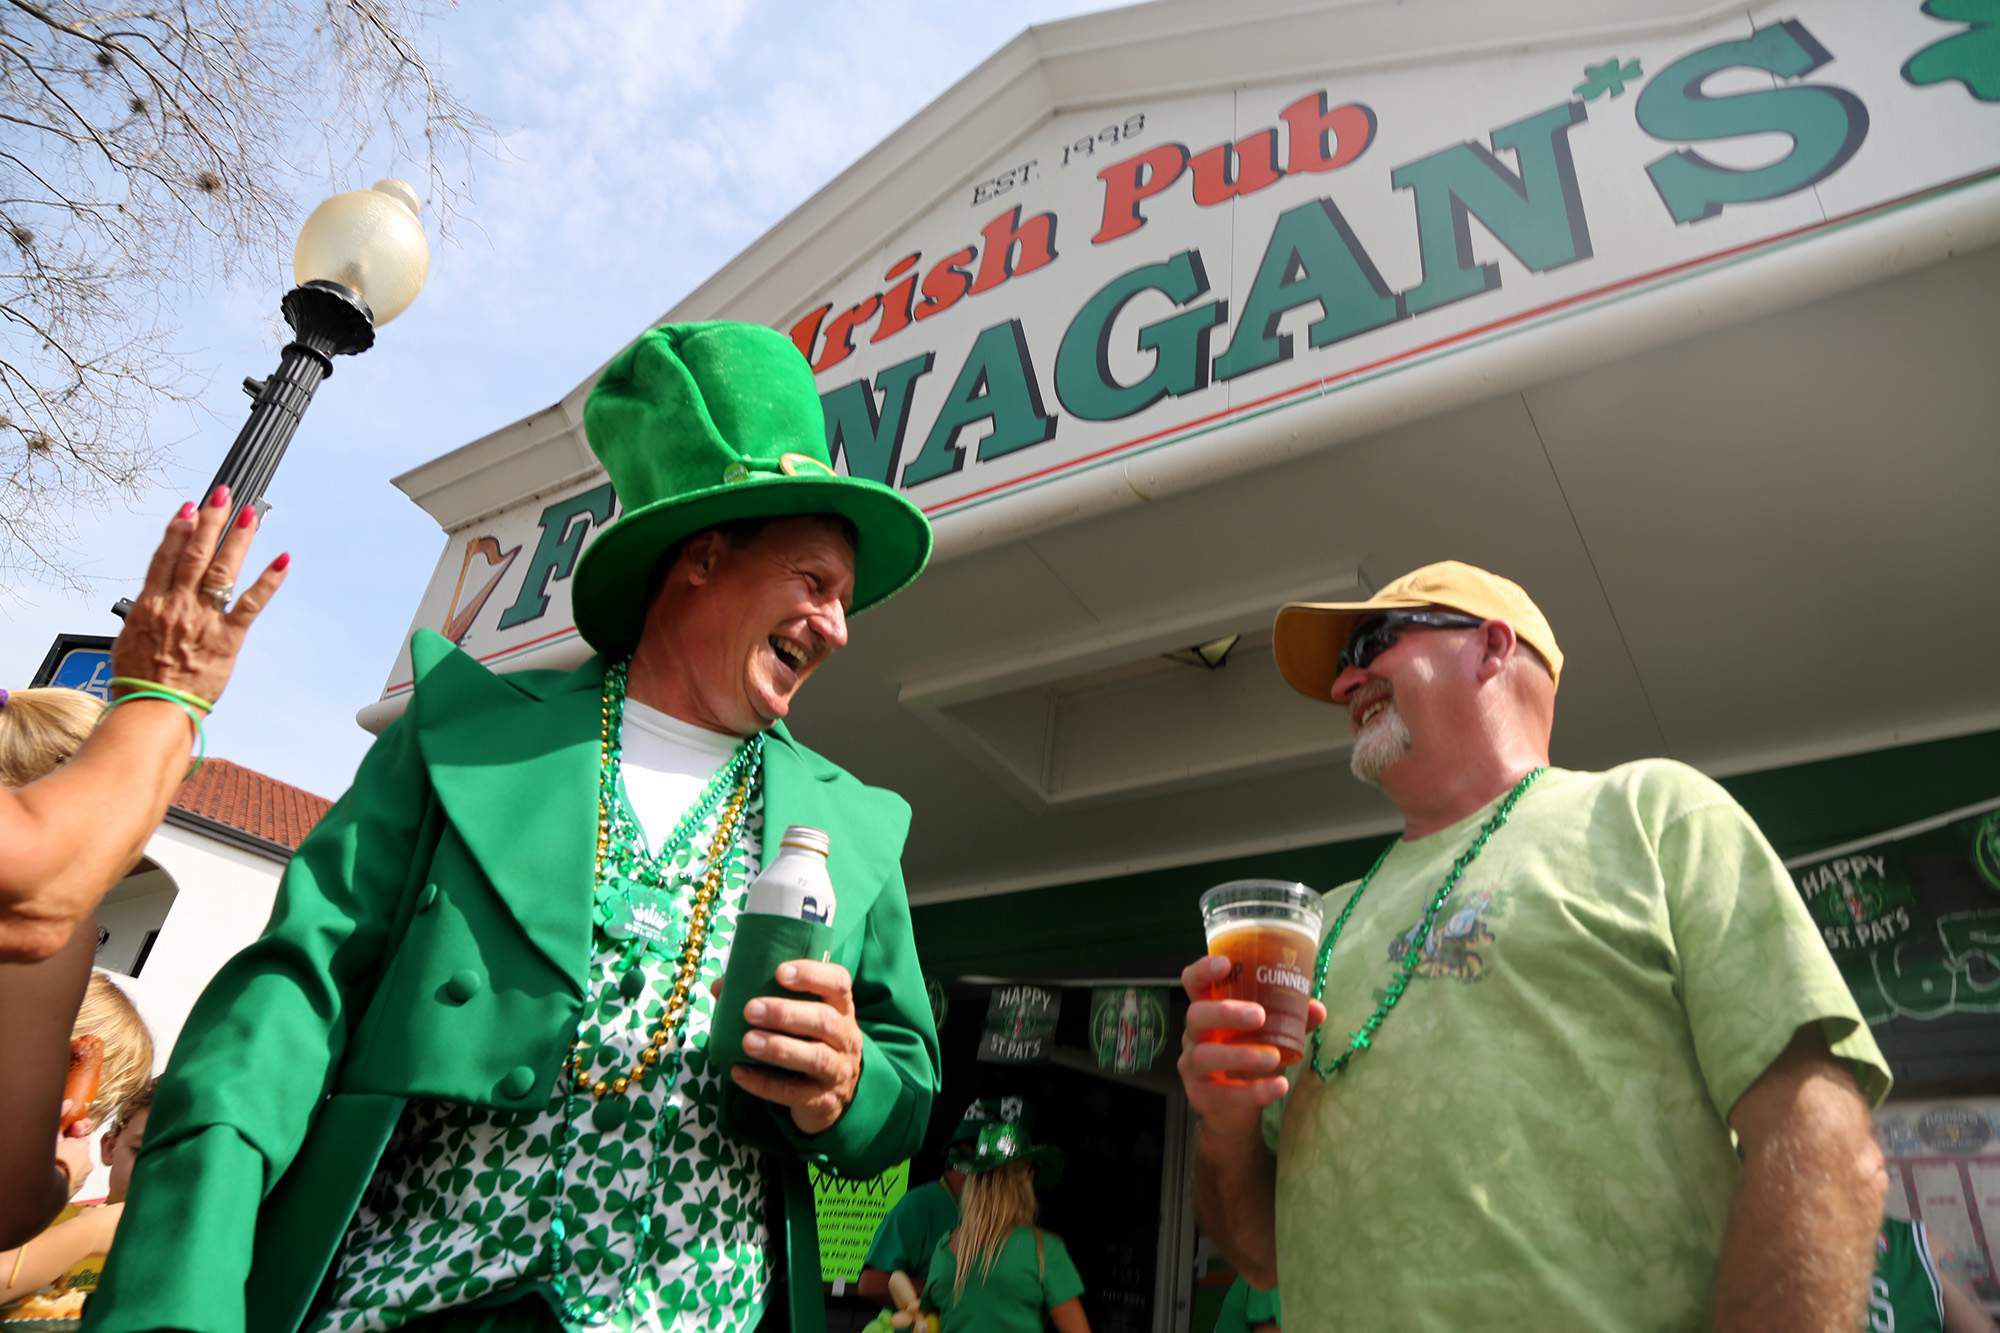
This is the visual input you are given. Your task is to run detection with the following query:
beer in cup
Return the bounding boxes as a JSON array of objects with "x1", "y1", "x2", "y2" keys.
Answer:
[{"x1": 1198, "y1": 879, "x2": 1323, "y2": 1069}]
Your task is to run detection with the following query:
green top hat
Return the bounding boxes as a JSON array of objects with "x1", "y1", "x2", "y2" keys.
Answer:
[
  {"x1": 956, "y1": 1121, "x2": 1063, "y2": 1187},
  {"x1": 572, "y1": 321, "x2": 933, "y2": 656}
]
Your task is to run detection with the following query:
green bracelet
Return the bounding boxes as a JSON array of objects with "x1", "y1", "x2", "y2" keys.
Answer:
[
  {"x1": 102, "y1": 689, "x2": 206, "y2": 780},
  {"x1": 108, "y1": 676, "x2": 214, "y2": 714}
]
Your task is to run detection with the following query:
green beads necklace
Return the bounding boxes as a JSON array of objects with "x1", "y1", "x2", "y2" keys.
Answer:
[
  {"x1": 592, "y1": 658, "x2": 762, "y2": 973},
  {"x1": 541, "y1": 657, "x2": 762, "y2": 1326},
  {"x1": 1308, "y1": 766, "x2": 1546, "y2": 1081}
]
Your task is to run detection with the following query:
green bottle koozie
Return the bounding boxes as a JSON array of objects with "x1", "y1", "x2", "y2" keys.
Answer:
[{"x1": 710, "y1": 911, "x2": 834, "y2": 1081}]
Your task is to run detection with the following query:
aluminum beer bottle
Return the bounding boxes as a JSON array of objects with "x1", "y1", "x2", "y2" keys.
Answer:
[{"x1": 744, "y1": 824, "x2": 837, "y2": 926}]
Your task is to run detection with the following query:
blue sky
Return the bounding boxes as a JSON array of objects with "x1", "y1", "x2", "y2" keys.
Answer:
[{"x1": 1, "y1": 0, "x2": 1109, "y2": 798}]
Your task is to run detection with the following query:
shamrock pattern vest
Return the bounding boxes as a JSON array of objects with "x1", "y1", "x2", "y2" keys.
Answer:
[{"x1": 309, "y1": 790, "x2": 771, "y2": 1333}]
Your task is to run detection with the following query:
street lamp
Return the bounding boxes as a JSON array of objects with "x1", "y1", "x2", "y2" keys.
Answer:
[{"x1": 205, "y1": 179, "x2": 430, "y2": 525}]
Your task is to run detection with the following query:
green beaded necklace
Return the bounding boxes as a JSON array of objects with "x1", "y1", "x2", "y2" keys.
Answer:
[
  {"x1": 1308, "y1": 766, "x2": 1546, "y2": 1081},
  {"x1": 541, "y1": 658, "x2": 763, "y2": 1326},
  {"x1": 593, "y1": 659, "x2": 762, "y2": 969}
]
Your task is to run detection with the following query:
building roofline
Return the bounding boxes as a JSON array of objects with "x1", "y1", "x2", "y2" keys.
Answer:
[
  {"x1": 388, "y1": 0, "x2": 1750, "y2": 532},
  {"x1": 161, "y1": 806, "x2": 295, "y2": 865}
]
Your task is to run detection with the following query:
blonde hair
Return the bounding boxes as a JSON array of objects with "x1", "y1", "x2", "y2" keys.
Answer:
[
  {"x1": 0, "y1": 687, "x2": 105, "y2": 786},
  {"x1": 106, "y1": 1077, "x2": 157, "y2": 1145},
  {"x1": 950, "y1": 1160, "x2": 1038, "y2": 1300},
  {"x1": 73, "y1": 973, "x2": 154, "y2": 1125}
]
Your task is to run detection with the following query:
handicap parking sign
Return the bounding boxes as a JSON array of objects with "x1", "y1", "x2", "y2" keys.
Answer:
[
  {"x1": 50, "y1": 648, "x2": 113, "y2": 698},
  {"x1": 30, "y1": 634, "x2": 115, "y2": 700}
]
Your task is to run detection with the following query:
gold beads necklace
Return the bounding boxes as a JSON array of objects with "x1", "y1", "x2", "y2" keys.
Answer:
[{"x1": 572, "y1": 657, "x2": 761, "y2": 1101}]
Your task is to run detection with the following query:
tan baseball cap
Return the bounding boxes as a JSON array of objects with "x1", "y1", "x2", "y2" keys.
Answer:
[{"x1": 1273, "y1": 560, "x2": 1563, "y2": 702}]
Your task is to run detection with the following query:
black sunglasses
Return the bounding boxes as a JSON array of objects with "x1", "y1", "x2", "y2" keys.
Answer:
[{"x1": 1338, "y1": 610, "x2": 1487, "y2": 673}]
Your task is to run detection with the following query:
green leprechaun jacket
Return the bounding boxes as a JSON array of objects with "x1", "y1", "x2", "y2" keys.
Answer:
[{"x1": 84, "y1": 630, "x2": 941, "y2": 1333}]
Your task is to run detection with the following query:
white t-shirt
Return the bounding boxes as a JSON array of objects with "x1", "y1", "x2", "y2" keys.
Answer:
[{"x1": 619, "y1": 697, "x2": 742, "y2": 850}]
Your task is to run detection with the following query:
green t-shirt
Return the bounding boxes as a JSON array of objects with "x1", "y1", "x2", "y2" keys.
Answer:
[
  {"x1": 1263, "y1": 761, "x2": 1889, "y2": 1331},
  {"x1": 863, "y1": 1180, "x2": 958, "y2": 1275},
  {"x1": 922, "y1": 1226, "x2": 1083, "y2": 1333},
  {"x1": 1866, "y1": 1219, "x2": 1944, "y2": 1332},
  {"x1": 1212, "y1": 1276, "x2": 1281, "y2": 1331}
]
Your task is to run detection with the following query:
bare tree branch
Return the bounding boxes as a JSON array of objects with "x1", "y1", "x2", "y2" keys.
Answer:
[{"x1": 0, "y1": 0, "x2": 490, "y2": 587}]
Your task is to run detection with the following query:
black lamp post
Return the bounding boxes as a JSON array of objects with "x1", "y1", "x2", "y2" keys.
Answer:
[
  {"x1": 207, "y1": 178, "x2": 430, "y2": 528},
  {"x1": 112, "y1": 180, "x2": 427, "y2": 620}
]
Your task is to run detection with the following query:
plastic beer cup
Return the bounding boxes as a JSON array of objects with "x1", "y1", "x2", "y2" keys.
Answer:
[{"x1": 1199, "y1": 880, "x2": 1324, "y2": 1070}]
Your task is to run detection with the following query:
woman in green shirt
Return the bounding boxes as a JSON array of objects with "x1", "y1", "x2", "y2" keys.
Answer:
[{"x1": 922, "y1": 1121, "x2": 1089, "y2": 1333}]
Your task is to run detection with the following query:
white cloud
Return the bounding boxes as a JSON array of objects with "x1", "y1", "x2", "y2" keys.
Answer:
[{"x1": 514, "y1": 0, "x2": 753, "y2": 111}]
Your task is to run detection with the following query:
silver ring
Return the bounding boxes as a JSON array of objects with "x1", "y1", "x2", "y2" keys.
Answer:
[{"x1": 202, "y1": 585, "x2": 232, "y2": 610}]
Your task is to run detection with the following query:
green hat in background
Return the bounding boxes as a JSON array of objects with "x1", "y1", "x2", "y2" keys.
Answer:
[
  {"x1": 572, "y1": 321, "x2": 933, "y2": 656},
  {"x1": 958, "y1": 1121, "x2": 1063, "y2": 1187},
  {"x1": 947, "y1": 1097, "x2": 1057, "y2": 1184}
]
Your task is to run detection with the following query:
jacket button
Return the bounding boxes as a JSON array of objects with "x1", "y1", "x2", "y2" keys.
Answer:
[
  {"x1": 443, "y1": 969, "x2": 483, "y2": 1004},
  {"x1": 417, "y1": 883, "x2": 439, "y2": 912},
  {"x1": 499, "y1": 1065, "x2": 537, "y2": 1101}
]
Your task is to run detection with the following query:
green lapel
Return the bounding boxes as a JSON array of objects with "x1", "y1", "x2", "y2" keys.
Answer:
[
  {"x1": 408, "y1": 631, "x2": 601, "y2": 999},
  {"x1": 757, "y1": 722, "x2": 824, "y2": 880}
]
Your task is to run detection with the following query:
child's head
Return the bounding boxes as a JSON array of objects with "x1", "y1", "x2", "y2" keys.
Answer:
[
  {"x1": 71, "y1": 973, "x2": 154, "y2": 1130},
  {"x1": 102, "y1": 1079, "x2": 155, "y2": 1202}
]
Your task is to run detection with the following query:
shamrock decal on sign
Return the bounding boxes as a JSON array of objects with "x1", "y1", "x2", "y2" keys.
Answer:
[
  {"x1": 1903, "y1": 0, "x2": 2000, "y2": 101},
  {"x1": 1573, "y1": 57, "x2": 1643, "y2": 101}
]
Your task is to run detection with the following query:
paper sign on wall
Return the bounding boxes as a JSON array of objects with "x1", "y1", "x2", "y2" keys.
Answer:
[{"x1": 809, "y1": 1158, "x2": 910, "y2": 1283}]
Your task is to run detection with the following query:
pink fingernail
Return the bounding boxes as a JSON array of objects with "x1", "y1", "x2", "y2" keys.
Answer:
[
  {"x1": 235, "y1": 506, "x2": 255, "y2": 530},
  {"x1": 175, "y1": 501, "x2": 196, "y2": 521},
  {"x1": 273, "y1": 552, "x2": 292, "y2": 571},
  {"x1": 208, "y1": 484, "x2": 229, "y2": 508}
]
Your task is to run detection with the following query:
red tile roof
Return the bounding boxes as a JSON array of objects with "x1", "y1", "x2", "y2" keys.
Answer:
[{"x1": 170, "y1": 758, "x2": 332, "y2": 851}]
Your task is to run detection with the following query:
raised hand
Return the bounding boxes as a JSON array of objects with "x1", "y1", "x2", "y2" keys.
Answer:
[{"x1": 110, "y1": 484, "x2": 290, "y2": 706}]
